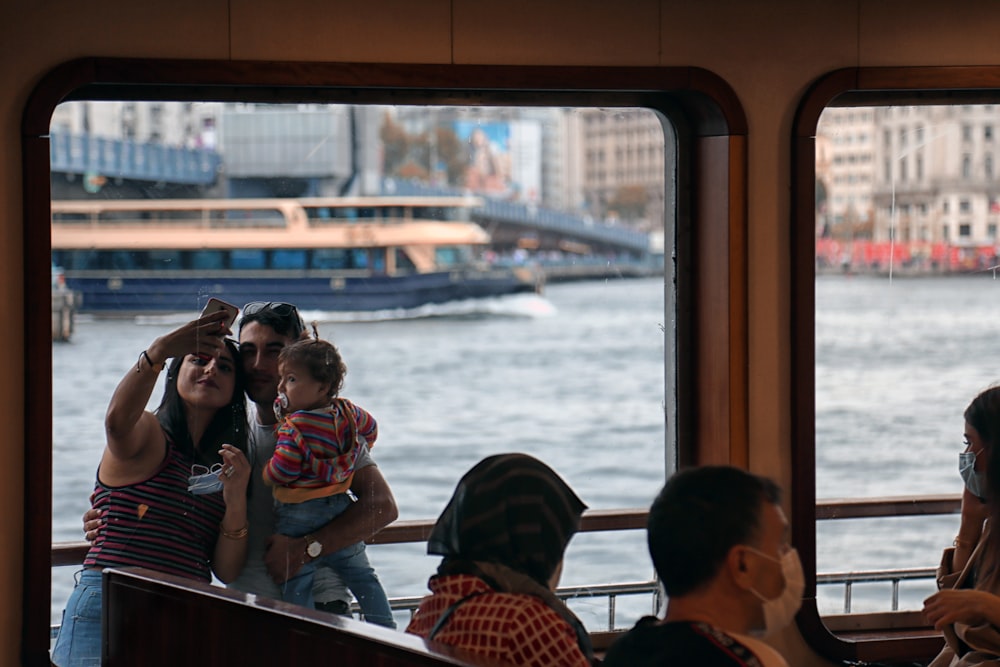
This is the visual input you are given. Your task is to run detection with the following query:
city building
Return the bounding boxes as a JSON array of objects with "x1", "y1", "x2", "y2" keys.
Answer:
[
  {"x1": 577, "y1": 108, "x2": 668, "y2": 232},
  {"x1": 872, "y1": 105, "x2": 1000, "y2": 247}
]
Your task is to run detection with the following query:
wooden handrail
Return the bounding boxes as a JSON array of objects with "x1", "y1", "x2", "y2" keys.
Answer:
[
  {"x1": 52, "y1": 498, "x2": 962, "y2": 567},
  {"x1": 815, "y1": 494, "x2": 960, "y2": 520},
  {"x1": 51, "y1": 507, "x2": 651, "y2": 567}
]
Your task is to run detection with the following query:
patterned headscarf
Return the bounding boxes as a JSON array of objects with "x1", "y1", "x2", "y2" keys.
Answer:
[{"x1": 427, "y1": 453, "x2": 587, "y2": 587}]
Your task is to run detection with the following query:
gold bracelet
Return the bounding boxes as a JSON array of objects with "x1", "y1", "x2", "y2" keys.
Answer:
[{"x1": 221, "y1": 523, "x2": 249, "y2": 540}]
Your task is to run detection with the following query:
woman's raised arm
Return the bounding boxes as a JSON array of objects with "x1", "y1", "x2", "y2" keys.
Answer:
[{"x1": 104, "y1": 312, "x2": 232, "y2": 464}]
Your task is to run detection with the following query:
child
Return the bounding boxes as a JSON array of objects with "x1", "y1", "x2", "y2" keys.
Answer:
[{"x1": 262, "y1": 324, "x2": 395, "y2": 628}]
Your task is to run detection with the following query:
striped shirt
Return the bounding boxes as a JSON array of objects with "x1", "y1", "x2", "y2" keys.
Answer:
[
  {"x1": 263, "y1": 398, "x2": 377, "y2": 502},
  {"x1": 84, "y1": 441, "x2": 225, "y2": 581},
  {"x1": 406, "y1": 574, "x2": 591, "y2": 667}
]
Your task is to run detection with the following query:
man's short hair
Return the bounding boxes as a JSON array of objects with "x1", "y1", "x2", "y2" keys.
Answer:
[{"x1": 647, "y1": 466, "x2": 782, "y2": 597}]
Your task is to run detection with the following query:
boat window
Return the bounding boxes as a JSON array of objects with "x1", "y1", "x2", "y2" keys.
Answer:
[
  {"x1": 796, "y1": 79, "x2": 1000, "y2": 664},
  {"x1": 231, "y1": 249, "x2": 267, "y2": 270},
  {"x1": 271, "y1": 249, "x2": 308, "y2": 270},
  {"x1": 46, "y1": 98, "x2": 675, "y2": 646},
  {"x1": 191, "y1": 250, "x2": 226, "y2": 270},
  {"x1": 433, "y1": 246, "x2": 469, "y2": 268},
  {"x1": 814, "y1": 102, "x2": 1000, "y2": 618},
  {"x1": 394, "y1": 249, "x2": 418, "y2": 272}
]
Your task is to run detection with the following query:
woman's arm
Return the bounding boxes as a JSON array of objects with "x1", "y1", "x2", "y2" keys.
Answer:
[
  {"x1": 952, "y1": 486, "x2": 990, "y2": 573},
  {"x1": 212, "y1": 444, "x2": 251, "y2": 583},
  {"x1": 102, "y1": 312, "x2": 234, "y2": 485}
]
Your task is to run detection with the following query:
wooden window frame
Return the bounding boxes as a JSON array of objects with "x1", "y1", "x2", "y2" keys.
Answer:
[
  {"x1": 21, "y1": 58, "x2": 748, "y2": 665},
  {"x1": 792, "y1": 66, "x2": 1000, "y2": 665}
]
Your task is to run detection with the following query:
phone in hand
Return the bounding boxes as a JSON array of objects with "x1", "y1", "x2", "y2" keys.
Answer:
[{"x1": 200, "y1": 297, "x2": 239, "y2": 330}]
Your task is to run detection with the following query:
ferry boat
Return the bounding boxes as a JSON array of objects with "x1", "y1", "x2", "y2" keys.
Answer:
[{"x1": 50, "y1": 196, "x2": 540, "y2": 314}]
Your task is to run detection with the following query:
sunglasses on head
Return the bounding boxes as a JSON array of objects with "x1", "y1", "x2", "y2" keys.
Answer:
[{"x1": 241, "y1": 301, "x2": 304, "y2": 337}]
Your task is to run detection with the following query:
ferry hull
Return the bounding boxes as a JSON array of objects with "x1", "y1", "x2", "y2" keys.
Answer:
[{"x1": 66, "y1": 270, "x2": 537, "y2": 314}]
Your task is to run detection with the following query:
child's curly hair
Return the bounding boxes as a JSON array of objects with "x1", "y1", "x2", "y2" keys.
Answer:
[{"x1": 277, "y1": 322, "x2": 347, "y2": 399}]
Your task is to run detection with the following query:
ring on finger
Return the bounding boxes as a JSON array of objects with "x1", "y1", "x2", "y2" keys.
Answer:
[{"x1": 224, "y1": 466, "x2": 235, "y2": 478}]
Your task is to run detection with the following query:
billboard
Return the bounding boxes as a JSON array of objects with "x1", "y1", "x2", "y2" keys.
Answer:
[{"x1": 453, "y1": 120, "x2": 541, "y2": 201}]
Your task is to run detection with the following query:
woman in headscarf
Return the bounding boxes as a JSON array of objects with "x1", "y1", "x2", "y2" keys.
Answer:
[{"x1": 406, "y1": 453, "x2": 594, "y2": 667}]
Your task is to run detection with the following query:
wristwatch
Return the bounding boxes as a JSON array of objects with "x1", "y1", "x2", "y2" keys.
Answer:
[{"x1": 304, "y1": 534, "x2": 322, "y2": 559}]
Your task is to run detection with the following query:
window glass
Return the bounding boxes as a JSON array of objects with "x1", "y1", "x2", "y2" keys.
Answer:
[
  {"x1": 49, "y1": 101, "x2": 672, "y2": 634},
  {"x1": 815, "y1": 104, "x2": 1000, "y2": 616}
]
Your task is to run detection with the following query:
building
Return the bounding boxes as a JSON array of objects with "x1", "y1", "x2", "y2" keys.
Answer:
[
  {"x1": 872, "y1": 105, "x2": 1000, "y2": 247},
  {"x1": 577, "y1": 108, "x2": 669, "y2": 232},
  {"x1": 816, "y1": 107, "x2": 876, "y2": 238}
]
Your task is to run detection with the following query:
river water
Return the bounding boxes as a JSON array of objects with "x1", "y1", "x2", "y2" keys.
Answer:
[
  {"x1": 50, "y1": 278, "x2": 668, "y2": 629},
  {"x1": 815, "y1": 273, "x2": 1000, "y2": 613},
  {"x1": 52, "y1": 274, "x2": 996, "y2": 629}
]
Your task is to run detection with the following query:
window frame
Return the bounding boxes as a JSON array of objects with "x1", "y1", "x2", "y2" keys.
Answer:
[
  {"x1": 793, "y1": 66, "x2": 1000, "y2": 664},
  {"x1": 22, "y1": 58, "x2": 748, "y2": 665}
]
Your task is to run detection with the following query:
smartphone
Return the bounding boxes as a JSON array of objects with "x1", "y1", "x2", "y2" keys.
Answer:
[{"x1": 200, "y1": 297, "x2": 239, "y2": 330}]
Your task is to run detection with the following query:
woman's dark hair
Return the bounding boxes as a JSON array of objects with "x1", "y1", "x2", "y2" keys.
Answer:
[
  {"x1": 964, "y1": 385, "x2": 1000, "y2": 587},
  {"x1": 278, "y1": 323, "x2": 346, "y2": 400},
  {"x1": 965, "y1": 386, "x2": 1000, "y2": 503},
  {"x1": 156, "y1": 338, "x2": 249, "y2": 467}
]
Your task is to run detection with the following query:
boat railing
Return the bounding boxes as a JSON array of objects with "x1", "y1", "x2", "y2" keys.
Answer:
[{"x1": 49, "y1": 497, "x2": 961, "y2": 636}]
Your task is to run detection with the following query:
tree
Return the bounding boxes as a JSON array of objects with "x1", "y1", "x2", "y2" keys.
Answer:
[
  {"x1": 435, "y1": 126, "x2": 466, "y2": 184},
  {"x1": 607, "y1": 185, "x2": 649, "y2": 221},
  {"x1": 379, "y1": 112, "x2": 409, "y2": 176}
]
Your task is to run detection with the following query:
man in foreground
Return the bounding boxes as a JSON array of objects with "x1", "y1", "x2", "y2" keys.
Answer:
[{"x1": 604, "y1": 466, "x2": 801, "y2": 667}]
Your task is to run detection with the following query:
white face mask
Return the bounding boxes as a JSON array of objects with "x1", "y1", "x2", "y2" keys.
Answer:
[
  {"x1": 745, "y1": 547, "x2": 804, "y2": 637},
  {"x1": 960, "y1": 450, "x2": 988, "y2": 501}
]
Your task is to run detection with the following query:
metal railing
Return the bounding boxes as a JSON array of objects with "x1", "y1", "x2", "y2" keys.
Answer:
[
  {"x1": 382, "y1": 579, "x2": 662, "y2": 630},
  {"x1": 817, "y1": 567, "x2": 937, "y2": 614}
]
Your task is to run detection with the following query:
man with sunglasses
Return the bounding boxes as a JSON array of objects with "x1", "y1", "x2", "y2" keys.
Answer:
[{"x1": 231, "y1": 301, "x2": 398, "y2": 615}]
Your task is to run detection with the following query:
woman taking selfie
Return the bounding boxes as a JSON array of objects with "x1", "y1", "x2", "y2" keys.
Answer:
[{"x1": 52, "y1": 310, "x2": 252, "y2": 667}]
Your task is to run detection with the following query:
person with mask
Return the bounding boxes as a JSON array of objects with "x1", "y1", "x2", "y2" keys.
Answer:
[
  {"x1": 923, "y1": 385, "x2": 1000, "y2": 667},
  {"x1": 406, "y1": 453, "x2": 593, "y2": 667},
  {"x1": 604, "y1": 466, "x2": 801, "y2": 667}
]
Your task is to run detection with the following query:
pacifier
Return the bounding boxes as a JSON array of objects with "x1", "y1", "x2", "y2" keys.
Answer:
[{"x1": 274, "y1": 392, "x2": 289, "y2": 421}]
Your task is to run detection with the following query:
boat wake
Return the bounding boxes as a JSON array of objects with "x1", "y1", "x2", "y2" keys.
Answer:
[
  {"x1": 129, "y1": 293, "x2": 556, "y2": 326},
  {"x1": 304, "y1": 293, "x2": 557, "y2": 323}
]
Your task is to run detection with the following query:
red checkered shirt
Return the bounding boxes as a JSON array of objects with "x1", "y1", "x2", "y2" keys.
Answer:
[{"x1": 406, "y1": 574, "x2": 590, "y2": 667}]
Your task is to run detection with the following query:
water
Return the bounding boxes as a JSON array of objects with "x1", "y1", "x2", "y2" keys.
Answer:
[
  {"x1": 51, "y1": 279, "x2": 668, "y2": 629},
  {"x1": 53, "y1": 274, "x2": 989, "y2": 626},
  {"x1": 816, "y1": 273, "x2": 1000, "y2": 613}
]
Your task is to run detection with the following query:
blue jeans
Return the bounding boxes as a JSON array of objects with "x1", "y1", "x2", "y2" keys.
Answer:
[
  {"x1": 51, "y1": 569, "x2": 103, "y2": 667},
  {"x1": 275, "y1": 494, "x2": 395, "y2": 628}
]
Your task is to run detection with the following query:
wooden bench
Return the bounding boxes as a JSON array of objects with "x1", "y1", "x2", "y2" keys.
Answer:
[{"x1": 102, "y1": 567, "x2": 516, "y2": 666}]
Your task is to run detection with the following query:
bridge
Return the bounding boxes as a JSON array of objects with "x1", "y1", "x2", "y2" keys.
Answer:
[
  {"x1": 49, "y1": 130, "x2": 221, "y2": 188},
  {"x1": 384, "y1": 180, "x2": 655, "y2": 259}
]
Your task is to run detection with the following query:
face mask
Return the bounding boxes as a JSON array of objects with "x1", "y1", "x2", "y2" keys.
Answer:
[
  {"x1": 274, "y1": 392, "x2": 289, "y2": 422},
  {"x1": 188, "y1": 463, "x2": 224, "y2": 495},
  {"x1": 746, "y1": 547, "x2": 804, "y2": 637},
  {"x1": 960, "y1": 451, "x2": 988, "y2": 501}
]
